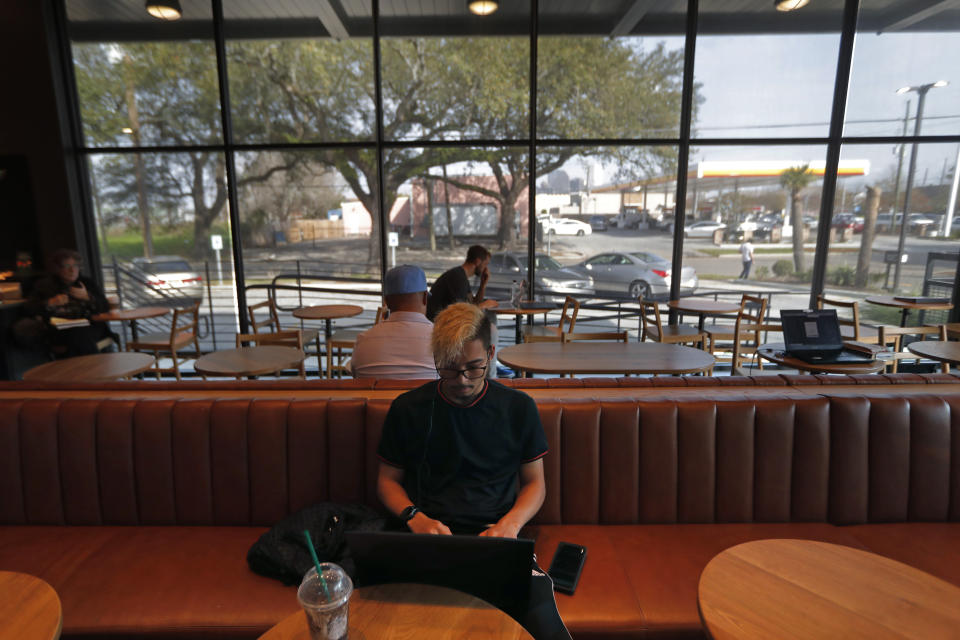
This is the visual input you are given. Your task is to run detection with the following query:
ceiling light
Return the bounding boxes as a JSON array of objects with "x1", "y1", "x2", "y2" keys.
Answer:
[
  {"x1": 468, "y1": 0, "x2": 498, "y2": 16},
  {"x1": 774, "y1": 0, "x2": 810, "y2": 11},
  {"x1": 146, "y1": 0, "x2": 182, "y2": 20}
]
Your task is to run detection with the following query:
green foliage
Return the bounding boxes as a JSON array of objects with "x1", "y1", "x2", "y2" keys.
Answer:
[
  {"x1": 772, "y1": 259, "x2": 794, "y2": 277},
  {"x1": 826, "y1": 265, "x2": 856, "y2": 287},
  {"x1": 755, "y1": 265, "x2": 770, "y2": 279}
]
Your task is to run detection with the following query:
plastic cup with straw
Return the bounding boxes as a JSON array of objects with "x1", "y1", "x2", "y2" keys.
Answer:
[{"x1": 297, "y1": 530, "x2": 352, "y2": 640}]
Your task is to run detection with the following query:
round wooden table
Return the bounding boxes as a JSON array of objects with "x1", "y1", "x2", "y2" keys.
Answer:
[
  {"x1": 0, "y1": 571, "x2": 62, "y2": 639},
  {"x1": 193, "y1": 346, "x2": 305, "y2": 378},
  {"x1": 293, "y1": 304, "x2": 364, "y2": 341},
  {"x1": 907, "y1": 339, "x2": 960, "y2": 366},
  {"x1": 667, "y1": 299, "x2": 740, "y2": 332},
  {"x1": 756, "y1": 343, "x2": 885, "y2": 374},
  {"x1": 498, "y1": 341, "x2": 714, "y2": 375},
  {"x1": 22, "y1": 352, "x2": 156, "y2": 382},
  {"x1": 493, "y1": 303, "x2": 558, "y2": 344},
  {"x1": 259, "y1": 583, "x2": 532, "y2": 639},
  {"x1": 865, "y1": 295, "x2": 953, "y2": 327},
  {"x1": 698, "y1": 539, "x2": 960, "y2": 639},
  {"x1": 93, "y1": 305, "x2": 170, "y2": 342}
]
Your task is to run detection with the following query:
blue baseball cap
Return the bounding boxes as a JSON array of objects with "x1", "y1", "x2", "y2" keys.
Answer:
[{"x1": 384, "y1": 264, "x2": 428, "y2": 296}]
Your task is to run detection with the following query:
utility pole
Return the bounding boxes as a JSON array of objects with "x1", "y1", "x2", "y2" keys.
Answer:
[
  {"x1": 890, "y1": 100, "x2": 910, "y2": 214},
  {"x1": 894, "y1": 80, "x2": 949, "y2": 291}
]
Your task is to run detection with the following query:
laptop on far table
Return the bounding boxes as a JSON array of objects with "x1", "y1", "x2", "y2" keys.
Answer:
[
  {"x1": 345, "y1": 530, "x2": 533, "y2": 608},
  {"x1": 780, "y1": 309, "x2": 876, "y2": 365}
]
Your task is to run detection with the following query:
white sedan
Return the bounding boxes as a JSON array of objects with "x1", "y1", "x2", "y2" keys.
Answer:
[
  {"x1": 546, "y1": 218, "x2": 592, "y2": 236},
  {"x1": 683, "y1": 220, "x2": 726, "y2": 238}
]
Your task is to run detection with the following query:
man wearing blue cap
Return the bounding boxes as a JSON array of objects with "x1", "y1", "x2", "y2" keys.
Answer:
[{"x1": 351, "y1": 264, "x2": 438, "y2": 379}]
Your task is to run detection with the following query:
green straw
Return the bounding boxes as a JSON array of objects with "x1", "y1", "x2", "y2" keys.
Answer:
[{"x1": 303, "y1": 529, "x2": 331, "y2": 601}]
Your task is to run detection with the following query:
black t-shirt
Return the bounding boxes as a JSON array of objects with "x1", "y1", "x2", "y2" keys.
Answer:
[
  {"x1": 377, "y1": 379, "x2": 548, "y2": 532},
  {"x1": 427, "y1": 266, "x2": 472, "y2": 320}
]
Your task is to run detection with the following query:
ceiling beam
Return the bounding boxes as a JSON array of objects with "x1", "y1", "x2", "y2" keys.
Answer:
[
  {"x1": 610, "y1": 0, "x2": 657, "y2": 37},
  {"x1": 877, "y1": 0, "x2": 960, "y2": 33},
  {"x1": 317, "y1": 0, "x2": 349, "y2": 40}
]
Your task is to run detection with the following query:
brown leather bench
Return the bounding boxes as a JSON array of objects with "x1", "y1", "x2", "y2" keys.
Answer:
[{"x1": 1, "y1": 377, "x2": 959, "y2": 638}]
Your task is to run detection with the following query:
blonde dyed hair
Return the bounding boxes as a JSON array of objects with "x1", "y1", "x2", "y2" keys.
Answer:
[{"x1": 431, "y1": 302, "x2": 491, "y2": 367}]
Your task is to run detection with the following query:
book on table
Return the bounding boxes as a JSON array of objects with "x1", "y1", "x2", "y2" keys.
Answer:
[
  {"x1": 50, "y1": 316, "x2": 90, "y2": 329},
  {"x1": 892, "y1": 296, "x2": 950, "y2": 304}
]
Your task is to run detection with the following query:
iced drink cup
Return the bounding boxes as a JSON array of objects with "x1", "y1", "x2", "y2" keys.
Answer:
[{"x1": 297, "y1": 563, "x2": 353, "y2": 640}]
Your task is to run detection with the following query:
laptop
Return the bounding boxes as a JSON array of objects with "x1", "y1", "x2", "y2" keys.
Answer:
[
  {"x1": 346, "y1": 530, "x2": 533, "y2": 606},
  {"x1": 780, "y1": 309, "x2": 875, "y2": 365}
]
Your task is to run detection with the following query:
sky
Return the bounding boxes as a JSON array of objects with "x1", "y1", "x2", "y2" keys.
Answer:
[{"x1": 578, "y1": 30, "x2": 960, "y2": 195}]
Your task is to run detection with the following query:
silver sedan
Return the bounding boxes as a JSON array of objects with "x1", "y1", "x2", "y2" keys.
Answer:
[{"x1": 567, "y1": 251, "x2": 698, "y2": 299}]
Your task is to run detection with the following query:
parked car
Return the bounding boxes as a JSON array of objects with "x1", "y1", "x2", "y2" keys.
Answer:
[
  {"x1": 567, "y1": 251, "x2": 698, "y2": 300},
  {"x1": 543, "y1": 217, "x2": 592, "y2": 236},
  {"x1": 588, "y1": 215, "x2": 609, "y2": 232},
  {"x1": 831, "y1": 213, "x2": 856, "y2": 232},
  {"x1": 488, "y1": 252, "x2": 594, "y2": 301},
  {"x1": 803, "y1": 216, "x2": 819, "y2": 231},
  {"x1": 683, "y1": 220, "x2": 726, "y2": 239},
  {"x1": 130, "y1": 255, "x2": 204, "y2": 303}
]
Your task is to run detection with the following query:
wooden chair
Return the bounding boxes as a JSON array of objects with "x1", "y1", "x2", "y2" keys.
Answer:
[
  {"x1": 235, "y1": 330, "x2": 306, "y2": 378},
  {"x1": 126, "y1": 301, "x2": 201, "y2": 380},
  {"x1": 248, "y1": 297, "x2": 320, "y2": 370},
  {"x1": 327, "y1": 305, "x2": 388, "y2": 379},
  {"x1": 707, "y1": 294, "x2": 768, "y2": 371},
  {"x1": 878, "y1": 324, "x2": 948, "y2": 373},
  {"x1": 638, "y1": 296, "x2": 703, "y2": 347},
  {"x1": 816, "y1": 295, "x2": 879, "y2": 344},
  {"x1": 522, "y1": 296, "x2": 579, "y2": 343}
]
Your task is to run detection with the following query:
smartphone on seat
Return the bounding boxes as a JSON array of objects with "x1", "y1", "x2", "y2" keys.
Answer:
[{"x1": 548, "y1": 542, "x2": 587, "y2": 595}]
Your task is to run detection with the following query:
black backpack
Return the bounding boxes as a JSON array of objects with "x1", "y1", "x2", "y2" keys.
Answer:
[{"x1": 247, "y1": 502, "x2": 386, "y2": 586}]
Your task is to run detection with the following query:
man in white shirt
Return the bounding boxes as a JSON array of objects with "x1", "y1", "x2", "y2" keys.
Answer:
[
  {"x1": 351, "y1": 264, "x2": 438, "y2": 379},
  {"x1": 739, "y1": 239, "x2": 754, "y2": 280}
]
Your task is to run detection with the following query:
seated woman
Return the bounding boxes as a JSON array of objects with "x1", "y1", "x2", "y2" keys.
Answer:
[{"x1": 26, "y1": 249, "x2": 113, "y2": 358}]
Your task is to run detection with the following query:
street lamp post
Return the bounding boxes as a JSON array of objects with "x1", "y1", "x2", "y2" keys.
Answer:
[{"x1": 892, "y1": 80, "x2": 948, "y2": 292}]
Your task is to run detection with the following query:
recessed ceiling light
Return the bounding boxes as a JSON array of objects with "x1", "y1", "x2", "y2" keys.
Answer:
[
  {"x1": 468, "y1": 1, "x2": 498, "y2": 16},
  {"x1": 774, "y1": 0, "x2": 810, "y2": 11},
  {"x1": 146, "y1": 0, "x2": 182, "y2": 21}
]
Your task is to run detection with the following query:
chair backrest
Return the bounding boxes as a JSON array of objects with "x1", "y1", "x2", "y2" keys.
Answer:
[
  {"x1": 878, "y1": 323, "x2": 945, "y2": 352},
  {"x1": 248, "y1": 299, "x2": 280, "y2": 334},
  {"x1": 738, "y1": 293, "x2": 768, "y2": 344},
  {"x1": 638, "y1": 296, "x2": 664, "y2": 340},
  {"x1": 558, "y1": 296, "x2": 580, "y2": 335},
  {"x1": 234, "y1": 330, "x2": 305, "y2": 377},
  {"x1": 169, "y1": 301, "x2": 200, "y2": 345},
  {"x1": 817, "y1": 294, "x2": 862, "y2": 340}
]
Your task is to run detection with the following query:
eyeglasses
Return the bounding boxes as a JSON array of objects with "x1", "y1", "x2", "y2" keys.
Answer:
[
  {"x1": 60, "y1": 262, "x2": 81, "y2": 269},
  {"x1": 436, "y1": 362, "x2": 488, "y2": 380}
]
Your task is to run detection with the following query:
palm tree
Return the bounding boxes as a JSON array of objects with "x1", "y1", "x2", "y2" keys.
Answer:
[{"x1": 780, "y1": 165, "x2": 816, "y2": 273}]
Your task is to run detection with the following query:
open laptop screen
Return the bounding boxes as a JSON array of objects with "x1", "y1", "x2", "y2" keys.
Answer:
[{"x1": 780, "y1": 309, "x2": 844, "y2": 354}]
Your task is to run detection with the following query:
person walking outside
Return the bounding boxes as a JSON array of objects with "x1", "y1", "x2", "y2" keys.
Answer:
[{"x1": 739, "y1": 238, "x2": 754, "y2": 280}]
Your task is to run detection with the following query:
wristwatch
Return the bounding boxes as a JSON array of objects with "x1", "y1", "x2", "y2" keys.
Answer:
[{"x1": 399, "y1": 505, "x2": 419, "y2": 522}]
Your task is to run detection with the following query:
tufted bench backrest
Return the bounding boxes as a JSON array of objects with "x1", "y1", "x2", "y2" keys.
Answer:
[{"x1": 2, "y1": 394, "x2": 958, "y2": 526}]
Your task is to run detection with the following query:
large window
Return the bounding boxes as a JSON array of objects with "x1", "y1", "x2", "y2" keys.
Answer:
[{"x1": 62, "y1": 0, "x2": 960, "y2": 353}]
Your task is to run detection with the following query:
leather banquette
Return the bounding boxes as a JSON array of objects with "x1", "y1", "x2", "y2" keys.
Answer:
[{"x1": 0, "y1": 375, "x2": 959, "y2": 638}]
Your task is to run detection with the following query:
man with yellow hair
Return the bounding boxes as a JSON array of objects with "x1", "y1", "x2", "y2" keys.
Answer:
[{"x1": 375, "y1": 302, "x2": 569, "y2": 639}]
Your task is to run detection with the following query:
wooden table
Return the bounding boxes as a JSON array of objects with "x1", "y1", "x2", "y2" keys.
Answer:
[
  {"x1": 293, "y1": 304, "x2": 364, "y2": 342},
  {"x1": 865, "y1": 295, "x2": 953, "y2": 327},
  {"x1": 498, "y1": 341, "x2": 714, "y2": 376},
  {"x1": 193, "y1": 346, "x2": 305, "y2": 378},
  {"x1": 0, "y1": 571, "x2": 62, "y2": 639},
  {"x1": 493, "y1": 303, "x2": 557, "y2": 344},
  {"x1": 667, "y1": 299, "x2": 740, "y2": 332},
  {"x1": 756, "y1": 342, "x2": 885, "y2": 374},
  {"x1": 259, "y1": 582, "x2": 531, "y2": 639},
  {"x1": 94, "y1": 306, "x2": 170, "y2": 343},
  {"x1": 907, "y1": 339, "x2": 960, "y2": 366},
  {"x1": 22, "y1": 352, "x2": 156, "y2": 382},
  {"x1": 698, "y1": 539, "x2": 960, "y2": 639}
]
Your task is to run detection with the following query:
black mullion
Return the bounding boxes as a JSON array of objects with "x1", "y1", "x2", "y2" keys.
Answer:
[
  {"x1": 669, "y1": 0, "x2": 699, "y2": 316},
  {"x1": 45, "y1": 0, "x2": 102, "y2": 280},
  {"x1": 809, "y1": 0, "x2": 859, "y2": 309},
  {"x1": 373, "y1": 0, "x2": 388, "y2": 282},
  {"x1": 211, "y1": 0, "x2": 248, "y2": 333},
  {"x1": 528, "y1": 0, "x2": 538, "y2": 303},
  {"x1": 839, "y1": 134, "x2": 960, "y2": 145}
]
